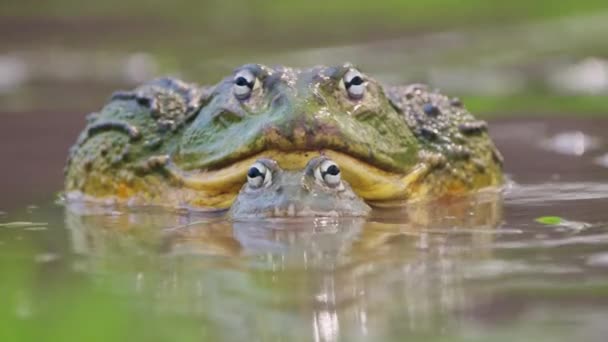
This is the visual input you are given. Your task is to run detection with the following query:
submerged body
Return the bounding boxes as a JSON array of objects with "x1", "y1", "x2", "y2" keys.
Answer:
[{"x1": 65, "y1": 64, "x2": 503, "y2": 210}]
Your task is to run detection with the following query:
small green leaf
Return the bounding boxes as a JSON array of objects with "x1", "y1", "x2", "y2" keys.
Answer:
[{"x1": 535, "y1": 216, "x2": 563, "y2": 225}]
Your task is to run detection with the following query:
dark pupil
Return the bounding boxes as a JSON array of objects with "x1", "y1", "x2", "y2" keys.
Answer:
[
  {"x1": 346, "y1": 76, "x2": 363, "y2": 88},
  {"x1": 325, "y1": 165, "x2": 340, "y2": 176},
  {"x1": 235, "y1": 76, "x2": 251, "y2": 87},
  {"x1": 248, "y1": 167, "x2": 263, "y2": 179}
]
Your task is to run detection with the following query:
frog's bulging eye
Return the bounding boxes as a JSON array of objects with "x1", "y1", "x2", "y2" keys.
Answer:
[
  {"x1": 343, "y1": 69, "x2": 366, "y2": 99},
  {"x1": 233, "y1": 70, "x2": 256, "y2": 100},
  {"x1": 315, "y1": 159, "x2": 342, "y2": 188},
  {"x1": 247, "y1": 162, "x2": 271, "y2": 188}
]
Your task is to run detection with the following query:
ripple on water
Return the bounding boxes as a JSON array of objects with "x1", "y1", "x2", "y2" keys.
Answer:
[
  {"x1": 465, "y1": 260, "x2": 582, "y2": 279},
  {"x1": 586, "y1": 253, "x2": 608, "y2": 267},
  {"x1": 0, "y1": 221, "x2": 48, "y2": 229},
  {"x1": 495, "y1": 233, "x2": 608, "y2": 249},
  {"x1": 594, "y1": 153, "x2": 608, "y2": 168},
  {"x1": 505, "y1": 182, "x2": 608, "y2": 204},
  {"x1": 34, "y1": 253, "x2": 60, "y2": 263}
]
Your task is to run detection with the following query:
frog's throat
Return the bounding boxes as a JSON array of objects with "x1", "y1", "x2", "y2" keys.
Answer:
[{"x1": 165, "y1": 149, "x2": 431, "y2": 202}]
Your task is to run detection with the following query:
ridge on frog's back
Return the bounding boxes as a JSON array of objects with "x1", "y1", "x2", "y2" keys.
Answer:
[{"x1": 64, "y1": 63, "x2": 504, "y2": 210}]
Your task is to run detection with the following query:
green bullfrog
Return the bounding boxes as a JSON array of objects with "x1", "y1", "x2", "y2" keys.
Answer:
[
  {"x1": 64, "y1": 63, "x2": 503, "y2": 210},
  {"x1": 229, "y1": 156, "x2": 371, "y2": 218}
]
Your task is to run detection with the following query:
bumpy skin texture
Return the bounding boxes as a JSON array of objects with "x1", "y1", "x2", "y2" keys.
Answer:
[
  {"x1": 65, "y1": 64, "x2": 503, "y2": 210},
  {"x1": 64, "y1": 78, "x2": 213, "y2": 206},
  {"x1": 385, "y1": 84, "x2": 504, "y2": 199}
]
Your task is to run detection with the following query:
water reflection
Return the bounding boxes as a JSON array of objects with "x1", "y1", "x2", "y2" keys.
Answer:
[{"x1": 64, "y1": 191, "x2": 502, "y2": 340}]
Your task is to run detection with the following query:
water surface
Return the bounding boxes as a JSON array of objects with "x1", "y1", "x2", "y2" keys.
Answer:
[{"x1": 1, "y1": 117, "x2": 607, "y2": 341}]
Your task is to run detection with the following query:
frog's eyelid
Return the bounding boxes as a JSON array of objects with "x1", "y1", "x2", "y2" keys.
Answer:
[
  {"x1": 234, "y1": 69, "x2": 255, "y2": 81},
  {"x1": 343, "y1": 69, "x2": 360, "y2": 83},
  {"x1": 234, "y1": 71, "x2": 255, "y2": 87}
]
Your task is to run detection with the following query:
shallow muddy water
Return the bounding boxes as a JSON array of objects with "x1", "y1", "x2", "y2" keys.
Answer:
[{"x1": 1, "y1": 117, "x2": 607, "y2": 341}]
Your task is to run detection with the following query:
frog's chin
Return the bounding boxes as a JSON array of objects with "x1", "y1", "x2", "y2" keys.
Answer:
[{"x1": 166, "y1": 149, "x2": 429, "y2": 204}]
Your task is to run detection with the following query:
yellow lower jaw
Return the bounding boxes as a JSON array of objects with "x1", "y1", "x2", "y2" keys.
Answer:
[
  {"x1": 324, "y1": 151, "x2": 431, "y2": 200},
  {"x1": 165, "y1": 150, "x2": 428, "y2": 201}
]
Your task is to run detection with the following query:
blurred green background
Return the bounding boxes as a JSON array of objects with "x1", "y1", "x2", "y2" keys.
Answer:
[{"x1": 1, "y1": 0, "x2": 608, "y2": 115}]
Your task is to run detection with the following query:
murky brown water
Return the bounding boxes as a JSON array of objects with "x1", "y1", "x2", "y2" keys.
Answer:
[{"x1": 1, "y1": 115, "x2": 608, "y2": 341}]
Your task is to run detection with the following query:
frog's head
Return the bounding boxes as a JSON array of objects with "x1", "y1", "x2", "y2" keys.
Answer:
[
  {"x1": 171, "y1": 64, "x2": 420, "y2": 207},
  {"x1": 229, "y1": 156, "x2": 371, "y2": 218}
]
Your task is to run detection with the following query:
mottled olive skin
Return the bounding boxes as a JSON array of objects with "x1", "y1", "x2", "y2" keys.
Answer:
[
  {"x1": 229, "y1": 157, "x2": 371, "y2": 219},
  {"x1": 65, "y1": 64, "x2": 503, "y2": 209},
  {"x1": 174, "y1": 64, "x2": 418, "y2": 171}
]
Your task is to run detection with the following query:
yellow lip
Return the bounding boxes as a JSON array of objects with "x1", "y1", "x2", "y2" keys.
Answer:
[{"x1": 166, "y1": 149, "x2": 431, "y2": 204}]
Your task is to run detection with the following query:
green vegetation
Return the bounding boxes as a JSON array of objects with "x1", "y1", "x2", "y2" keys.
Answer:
[
  {"x1": 535, "y1": 216, "x2": 564, "y2": 225},
  {"x1": 465, "y1": 95, "x2": 608, "y2": 117},
  {"x1": 1, "y1": 0, "x2": 606, "y2": 116},
  {"x1": 3, "y1": 0, "x2": 608, "y2": 32}
]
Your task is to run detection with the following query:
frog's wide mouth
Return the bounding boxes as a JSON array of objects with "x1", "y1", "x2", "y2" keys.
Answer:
[{"x1": 166, "y1": 149, "x2": 429, "y2": 208}]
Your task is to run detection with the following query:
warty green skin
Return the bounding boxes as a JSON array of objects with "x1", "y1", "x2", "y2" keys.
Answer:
[
  {"x1": 64, "y1": 63, "x2": 503, "y2": 210},
  {"x1": 229, "y1": 157, "x2": 371, "y2": 219},
  {"x1": 174, "y1": 64, "x2": 418, "y2": 171}
]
